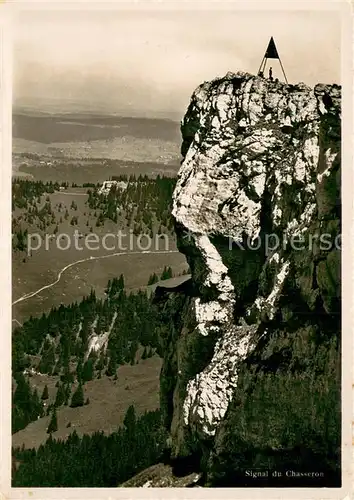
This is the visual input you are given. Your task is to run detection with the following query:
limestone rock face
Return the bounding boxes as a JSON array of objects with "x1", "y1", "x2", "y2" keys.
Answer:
[{"x1": 159, "y1": 72, "x2": 341, "y2": 482}]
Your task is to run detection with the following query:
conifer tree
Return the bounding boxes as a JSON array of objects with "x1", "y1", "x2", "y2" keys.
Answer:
[
  {"x1": 70, "y1": 384, "x2": 84, "y2": 408},
  {"x1": 54, "y1": 383, "x2": 66, "y2": 407},
  {"x1": 106, "y1": 356, "x2": 117, "y2": 377},
  {"x1": 47, "y1": 407, "x2": 58, "y2": 434},
  {"x1": 82, "y1": 359, "x2": 94, "y2": 382},
  {"x1": 30, "y1": 388, "x2": 43, "y2": 421},
  {"x1": 76, "y1": 358, "x2": 83, "y2": 383},
  {"x1": 64, "y1": 384, "x2": 71, "y2": 406},
  {"x1": 160, "y1": 266, "x2": 173, "y2": 281},
  {"x1": 118, "y1": 274, "x2": 125, "y2": 290},
  {"x1": 41, "y1": 384, "x2": 49, "y2": 400},
  {"x1": 147, "y1": 273, "x2": 159, "y2": 285},
  {"x1": 123, "y1": 405, "x2": 136, "y2": 430}
]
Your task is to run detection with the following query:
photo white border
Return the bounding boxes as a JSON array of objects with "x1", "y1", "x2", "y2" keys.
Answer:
[{"x1": 0, "y1": 1, "x2": 352, "y2": 499}]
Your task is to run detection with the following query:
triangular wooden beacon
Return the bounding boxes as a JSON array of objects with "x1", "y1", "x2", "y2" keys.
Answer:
[{"x1": 258, "y1": 37, "x2": 288, "y2": 84}]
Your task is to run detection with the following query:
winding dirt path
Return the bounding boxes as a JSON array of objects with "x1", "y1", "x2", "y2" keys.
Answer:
[{"x1": 12, "y1": 250, "x2": 179, "y2": 307}]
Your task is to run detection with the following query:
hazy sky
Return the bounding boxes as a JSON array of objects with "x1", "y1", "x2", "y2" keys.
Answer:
[{"x1": 13, "y1": 8, "x2": 341, "y2": 119}]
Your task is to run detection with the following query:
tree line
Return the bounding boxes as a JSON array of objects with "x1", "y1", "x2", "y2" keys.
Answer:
[
  {"x1": 86, "y1": 174, "x2": 176, "y2": 235},
  {"x1": 12, "y1": 407, "x2": 168, "y2": 487}
]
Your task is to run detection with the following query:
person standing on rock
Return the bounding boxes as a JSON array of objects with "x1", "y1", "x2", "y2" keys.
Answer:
[{"x1": 269, "y1": 67, "x2": 273, "y2": 80}]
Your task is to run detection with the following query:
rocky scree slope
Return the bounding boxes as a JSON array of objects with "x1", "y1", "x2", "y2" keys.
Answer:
[{"x1": 157, "y1": 72, "x2": 341, "y2": 486}]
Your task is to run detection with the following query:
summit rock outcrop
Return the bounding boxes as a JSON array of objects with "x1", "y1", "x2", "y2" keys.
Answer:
[{"x1": 158, "y1": 72, "x2": 341, "y2": 486}]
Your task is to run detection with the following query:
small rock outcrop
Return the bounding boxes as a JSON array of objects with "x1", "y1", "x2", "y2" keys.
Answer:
[
  {"x1": 120, "y1": 463, "x2": 202, "y2": 487},
  {"x1": 158, "y1": 72, "x2": 341, "y2": 486}
]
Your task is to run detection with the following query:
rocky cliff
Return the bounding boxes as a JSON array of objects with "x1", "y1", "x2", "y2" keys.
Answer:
[{"x1": 158, "y1": 72, "x2": 341, "y2": 486}]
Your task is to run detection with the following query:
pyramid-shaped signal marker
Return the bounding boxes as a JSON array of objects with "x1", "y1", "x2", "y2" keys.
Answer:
[{"x1": 258, "y1": 37, "x2": 288, "y2": 84}]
